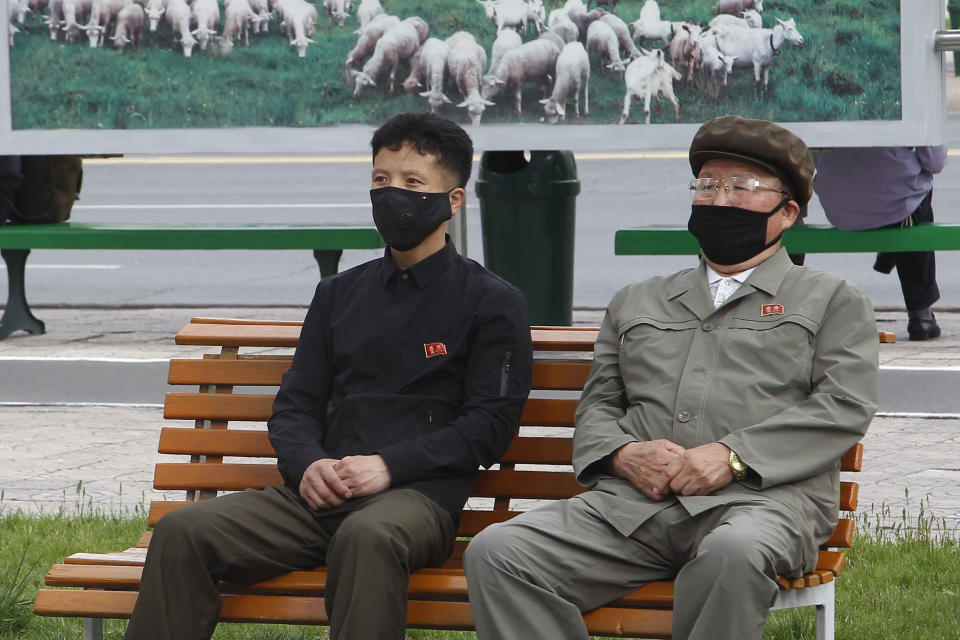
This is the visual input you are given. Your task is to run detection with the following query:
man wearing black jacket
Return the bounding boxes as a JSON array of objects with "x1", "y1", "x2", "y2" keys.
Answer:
[{"x1": 125, "y1": 112, "x2": 533, "y2": 640}]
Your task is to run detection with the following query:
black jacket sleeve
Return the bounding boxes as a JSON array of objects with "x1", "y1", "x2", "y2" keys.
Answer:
[
  {"x1": 375, "y1": 285, "x2": 533, "y2": 485},
  {"x1": 267, "y1": 280, "x2": 335, "y2": 489}
]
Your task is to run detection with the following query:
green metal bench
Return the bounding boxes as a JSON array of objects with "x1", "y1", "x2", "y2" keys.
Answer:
[
  {"x1": 0, "y1": 222, "x2": 384, "y2": 340},
  {"x1": 614, "y1": 223, "x2": 960, "y2": 255}
]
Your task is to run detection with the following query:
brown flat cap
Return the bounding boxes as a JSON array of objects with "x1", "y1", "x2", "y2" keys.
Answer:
[{"x1": 689, "y1": 115, "x2": 814, "y2": 207}]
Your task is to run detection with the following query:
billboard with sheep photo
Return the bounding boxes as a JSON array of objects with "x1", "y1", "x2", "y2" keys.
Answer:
[{"x1": 4, "y1": 0, "x2": 905, "y2": 146}]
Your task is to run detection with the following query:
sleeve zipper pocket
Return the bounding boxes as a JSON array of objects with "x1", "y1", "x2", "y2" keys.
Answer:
[{"x1": 499, "y1": 350, "x2": 512, "y2": 397}]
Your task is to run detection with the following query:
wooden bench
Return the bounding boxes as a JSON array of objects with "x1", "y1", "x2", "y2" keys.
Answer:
[
  {"x1": 614, "y1": 222, "x2": 960, "y2": 256},
  {"x1": 0, "y1": 222, "x2": 384, "y2": 339},
  {"x1": 34, "y1": 318, "x2": 865, "y2": 640}
]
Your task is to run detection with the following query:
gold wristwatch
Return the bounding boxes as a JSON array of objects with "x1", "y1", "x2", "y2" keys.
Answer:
[{"x1": 728, "y1": 449, "x2": 749, "y2": 481}]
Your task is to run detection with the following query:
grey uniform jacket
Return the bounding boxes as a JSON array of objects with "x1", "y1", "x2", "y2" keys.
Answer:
[{"x1": 573, "y1": 249, "x2": 879, "y2": 573}]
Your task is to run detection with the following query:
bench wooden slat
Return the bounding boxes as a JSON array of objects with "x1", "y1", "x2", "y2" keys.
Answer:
[
  {"x1": 168, "y1": 359, "x2": 292, "y2": 386},
  {"x1": 158, "y1": 428, "x2": 277, "y2": 457},
  {"x1": 167, "y1": 358, "x2": 591, "y2": 391},
  {"x1": 191, "y1": 317, "x2": 305, "y2": 326},
  {"x1": 154, "y1": 464, "x2": 585, "y2": 500},
  {"x1": 841, "y1": 442, "x2": 863, "y2": 472},
  {"x1": 821, "y1": 518, "x2": 854, "y2": 549},
  {"x1": 157, "y1": 428, "x2": 574, "y2": 465},
  {"x1": 164, "y1": 394, "x2": 579, "y2": 427},
  {"x1": 816, "y1": 550, "x2": 846, "y2": 577},
  {"x1": 33, "y1": 586, "x2": 674, "y2": 635},
  {"x1": 841, "y1": 482, "x2": 858, "y2": 512},
  {"x1": 176, "y1": 322, "x2": 600, "y2": 352},
  {"x1": 63, "y1": 549, "x2": 147, "y2": 566}
]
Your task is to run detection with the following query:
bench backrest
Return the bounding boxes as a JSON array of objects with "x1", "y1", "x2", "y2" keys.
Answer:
[{"x1": 156, "y1": 320, "x2": 861, "y2": 567}]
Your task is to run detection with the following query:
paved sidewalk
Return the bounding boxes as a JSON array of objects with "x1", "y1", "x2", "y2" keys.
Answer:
[{"x1": 1, "y1": 305, "x2": 959, "y2": 535}]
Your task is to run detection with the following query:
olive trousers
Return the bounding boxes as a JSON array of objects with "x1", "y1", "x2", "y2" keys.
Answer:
[
  {"x1": 125, "y1": 486, "x2": 454, "y2": 640},
  {"x1": 464, "y1": 496, "x2": 806, "y2": 640}
]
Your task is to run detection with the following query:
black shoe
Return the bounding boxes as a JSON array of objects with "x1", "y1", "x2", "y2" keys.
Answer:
[{"x1": 907, "y1": 308, "x2": 941, "y2": 341}]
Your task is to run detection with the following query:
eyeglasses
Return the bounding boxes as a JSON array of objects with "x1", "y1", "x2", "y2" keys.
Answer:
[{"x1": 689, "y1": 177, "x2": 791, "y2": 205}]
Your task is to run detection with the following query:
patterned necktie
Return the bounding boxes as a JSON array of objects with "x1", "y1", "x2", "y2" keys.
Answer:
[{"x1": 713, "y1": 277, "x2": 738, "y2": 308}]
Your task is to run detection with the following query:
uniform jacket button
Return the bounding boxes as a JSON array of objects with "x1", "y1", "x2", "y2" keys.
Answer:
[{"x1": 677, "y1": 410, "x2": 691, "y2": 423}]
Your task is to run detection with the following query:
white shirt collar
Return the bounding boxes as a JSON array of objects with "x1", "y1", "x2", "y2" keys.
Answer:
[{"x1": 705, "y1": 263, "x2": 756, "y2": 285}]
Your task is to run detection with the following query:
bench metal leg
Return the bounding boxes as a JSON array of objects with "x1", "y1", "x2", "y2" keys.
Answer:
[
  {"x1": 0, "y1": 249, "x2": 45, "y2": 340},
  {"x1": 816, "y1": 581, "x2": 835, "y2": 640},
  {"x1": 313, "y1": 249, "x2": 343, "y2": 279},
  {"x1": 83, "y1": 617, "x2": 104, "y2": 640}
]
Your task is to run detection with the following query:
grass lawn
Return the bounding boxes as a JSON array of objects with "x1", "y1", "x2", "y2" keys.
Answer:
[{"x1": 1, "y1": 497, "x2": 957, "y2": 640}]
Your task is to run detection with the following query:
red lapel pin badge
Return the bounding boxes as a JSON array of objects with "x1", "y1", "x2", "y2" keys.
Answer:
[{"x1": 424, "y1": 342, "x2": 447, "y2": 358}]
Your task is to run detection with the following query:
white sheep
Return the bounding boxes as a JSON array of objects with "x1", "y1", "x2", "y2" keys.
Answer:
[
  {"x1": 446, "y1": 39, "x2": 491, "y2": 125},
  {"x1": 189, "y1": 0, "x2": 218, "y2": 49},
  {"x1": 618, "y1": 48, "x2": 666, "y2": 124},
  {"x1": 221, "y1": 0, "x2": 254, "y2": 50},
  {"x1": 322, "y1": 0, "x2": 347, "y2": 27},
  {"x1": 651, "y1": 60, "x2": 681, "y2": 122},
  {"x1": 475, "y1": 0, "x2": 497, "y2": 28},
  {"x1": 713, "y1": 17, "x2": 803, "y2": 97},
  {"x1": 110, "y1": 2, "x2": 142, "y2": 50},
  {"x1": 417, "y1": 39, "x2": 453, "y2": 112},
  {"x1": 699, "y1": 32, "x2": 736, "y2": 98},
  {"x1": 164, "y1": 0, "x2": 195, "y2": 56},
  {"x1": 345, "y1": 12, "x2": 398, "y2": 75},
  {"x1": 716, "y1": 0, "x2": 762, "y2": 16},
  {"x1": 525, "y1": 0, "x2": 544, "y2": 34},
  {"x1": 59, "y1": 0, "x2": 92, "y2": 41},
  {"x1": 143, "y1": 0, "x2": 164, "y2": 32},
  {"x1": 354, "y1": 17, "x2": 426, "y2": 97},
  {"x1": 488, "y1": 27, "x2": 522, "y2": 75},
  {"x1": 586, "y1": 19, "x2": 627, "y2": 73},
  {"x1": 246, "y1": 0, "x2": 270, "y2": 33},
  {"x1": 629, "y1": 0, "x2": 677, "y2": 48},
  {"x1": 546, "y1": 10, "x2": 578, "y2": 42},
  {"x1": 709, "y1": 10, "x2": 761, "y2": 30},
  {"x1": 540, "y1": 41, "x2": 589, "y2": 123},
  {"x1": 667, "y1": 22, "x2": 703, "y2": 84},
  {"x1": 7, "y1": 0, "x2": 18, "y2": 45},
  {"x1": 355, "y1": 0, "x2": 380, "y2": 31},
  {"x1": 491, "y1": 0, "x2": 526, "y2": 34},
  {"x1": 481, "y1": 38, "x2": 560, "y2": 115},
  {"x1": 599, "y1": 13, "x2": 640, "y2": 60},
  {"x1": 277, "y1": 0, "x2": 316, "y2": 57},
  {"x1": 566, "y1": 6, "x2": 605, "y2": 43},
  {"x1": 44, "y1": 0, "x2": 63, "y2": 40},
  {"x1": 13, "y1": 0, "x2": 27, "y2": 24},
  {"x1": 82, "y1": 0, "x2": 131, "y2": 48}
]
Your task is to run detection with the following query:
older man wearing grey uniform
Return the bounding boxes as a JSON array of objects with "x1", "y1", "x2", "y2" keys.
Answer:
[{"x1": 464, "y1": 116, "x2": 880, "y2": 640}]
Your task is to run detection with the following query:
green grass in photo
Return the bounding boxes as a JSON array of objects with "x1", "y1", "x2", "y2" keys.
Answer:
[{"x1": 9, "y1": 0, "x2": 901, "y2": 130}]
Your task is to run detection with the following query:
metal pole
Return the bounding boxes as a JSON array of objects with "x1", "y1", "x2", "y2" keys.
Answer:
[{"x1": 935, "y1": 29, "x2": 960, "y2": 50}]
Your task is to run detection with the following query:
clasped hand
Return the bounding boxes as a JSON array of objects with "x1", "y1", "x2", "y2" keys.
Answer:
[
  {"x1": 299, "y1": 455, "x2": 391, "y2": 510},
  {"x1": 610, "y1": 440, "x2": 734, "y2": 501}
]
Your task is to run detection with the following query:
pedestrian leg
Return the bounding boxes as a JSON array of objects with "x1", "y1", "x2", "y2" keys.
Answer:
[
  {"x1": 126, "y1": 486, "x2": 337, "y2": 640},
  {"x1": 323, "y1": 489, "x2": 455, "y2": 640}
]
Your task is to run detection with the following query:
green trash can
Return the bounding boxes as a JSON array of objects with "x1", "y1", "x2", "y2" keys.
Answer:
[
  {"x1": 950, "y1": 1, "x2": 960, "y2": 76},
  {"x1": 476, "y1": 150, "x2": 580, "y2": 326}
]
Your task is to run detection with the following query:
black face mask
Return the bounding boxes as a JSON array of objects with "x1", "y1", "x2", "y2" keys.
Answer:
[
  {"x1": 370, "y1": 186, "x2": 453, "y2": 251},
  {"x1": 687, "y1": 198, "x2": 790, "y2": 266}
]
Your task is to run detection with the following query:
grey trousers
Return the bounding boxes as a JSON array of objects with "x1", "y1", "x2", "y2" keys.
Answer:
[
  {"x1": 464, "y1": 495, "x2": 805, "y2": 640},
  {"x1": 125, "y1": 486, "x2": 454, "y2": 640}
]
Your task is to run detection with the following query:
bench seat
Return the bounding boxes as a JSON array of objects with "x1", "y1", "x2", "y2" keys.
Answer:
[{"x1": 34, "y1": 320, "x2": 863, "y2": 639}]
